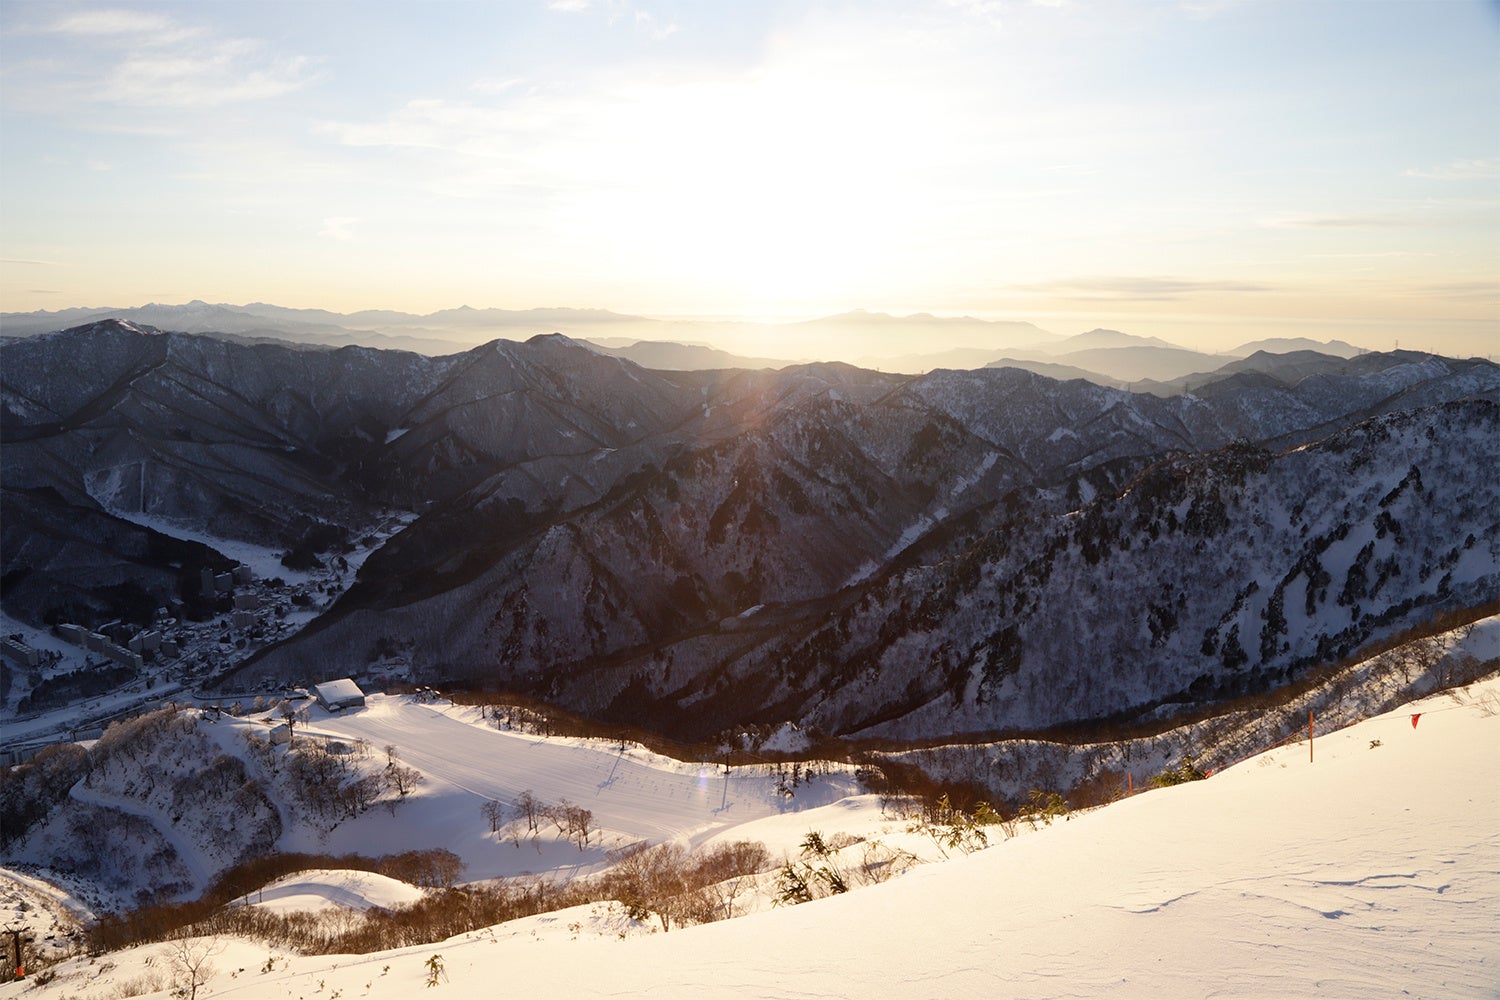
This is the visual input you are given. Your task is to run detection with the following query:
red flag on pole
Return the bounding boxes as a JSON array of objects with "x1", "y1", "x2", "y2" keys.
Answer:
[{"x1": 1411, "y1": 714, "x2": 1421, "y2": 729}]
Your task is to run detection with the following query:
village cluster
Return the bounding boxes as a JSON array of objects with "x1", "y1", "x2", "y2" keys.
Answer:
[{"x1": 1, "y1": 556, "x2": 371, "y2": 762}]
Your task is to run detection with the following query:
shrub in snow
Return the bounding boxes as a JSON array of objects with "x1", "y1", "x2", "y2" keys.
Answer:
[
  {"x1": 1022, "y1": 789, "x2": 1070, "y2": 827},
  {"x1": 775, "y1": 830, "x2": 918, "y2": 906},
  {"x1": 1149, "y1": 757, "x2": 1207, "y2": 788},
  {"x1": 601, "y1": 839, "x2": 772, "y2": 932},
  {"x1": 906, "y1": 794, "x2": 1001, "y2": 855}
]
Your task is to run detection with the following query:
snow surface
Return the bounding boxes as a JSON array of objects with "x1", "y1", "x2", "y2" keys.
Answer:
[
  {"x1": 89, "y1": 511, "x2": 317, "y2": 585},
  {"x1": 67, "y1": 782, "x2": 215, "y2": 891},
  {"x1": 234, "y1": 869, "x2": 427, "y2": 915},
  {"x1": 99, "y1": 509, "x2": 412, "y2": 586},
  {"x1": 225, "y1": 696, "x2": 859, "y2": 881},
  {"x1": 0, "y1": 867, "x2": 90, "y2": 962},
  {"x1": 756, "y1": 721, "x2": 811, "y2": 754},
  {"x1": 11, "y1": 678, "x2": 1498, "y2": 999},
  {"x1": 1, "y1": 670, "x2": 184, "y2": 745}
]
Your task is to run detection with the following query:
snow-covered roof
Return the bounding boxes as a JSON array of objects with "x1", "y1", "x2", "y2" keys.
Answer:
[{"x1": 312, "y1": 678, "x2": 365, "y2": 704}]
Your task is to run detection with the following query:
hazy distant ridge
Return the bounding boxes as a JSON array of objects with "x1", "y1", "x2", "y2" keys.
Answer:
[{"x1": 1, "y1": 301, "x2": 1378, "y2": 384}]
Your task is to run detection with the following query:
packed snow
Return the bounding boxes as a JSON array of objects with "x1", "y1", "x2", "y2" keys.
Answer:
[
  {"x1": 267, "y1": 696, "x2": 858, "y2": 879},
  {"x1": 235, "y1": 869, "x2": 427, "y2": 915}
]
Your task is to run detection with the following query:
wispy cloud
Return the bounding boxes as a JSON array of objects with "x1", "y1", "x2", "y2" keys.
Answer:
[
  {"x1": 1, "y1": 258, "x2": 64, "y2": 267},
  {"x1": 1306, "y1": 251, "x2": 1434, "y2": 260},
  {"x1": 105, "y1": 44, "x2": 314, "y2": 107},
  {"x1": 1417, "y1": 280, "x2": 1500, "y2": 302},
  {"x1": 1405, "y1": 157, "x2": 1500, "y2": 181},
  {"x1": 1266, "y1": 212, "x2": 1419, "y2": 230},
  {"x1": 1177, "y1": 0, "x2": 1251, "y2": 17},
  {"x1": 14, "y1": 8, "x2": 317, "y2": 110},
  {"x1": 318, "y1": 217, "x2": 359, "y2": 241},
  {"x1": 942, "y1": 0, "x2": 1006, "y2": 27},
  {"x1": 472, "y1": 77, "x2": 526, "y2": 96},
  {"x1": 633, "y1": 10, "x2": 678, "y2": 41},
  {"x1": 47, "y1": 8, "x2": 195, "y2": 40},
  {"x1": 545, "y1": 0, "x2": 678, "y2": 39},
  {"x1": 941, "y1": 0, "x2": 1073, "y2": 27},
  {"x1": 1016, "y1": 276, "x2": 1277, "y2": 301},
  {"x1": 323, "y1": 98, "x2": 531, "y2": 157}
]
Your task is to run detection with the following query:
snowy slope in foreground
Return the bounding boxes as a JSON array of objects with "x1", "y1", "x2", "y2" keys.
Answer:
[{"x1": 14, "y1": 678, "x2": 1499, "y2": 999}]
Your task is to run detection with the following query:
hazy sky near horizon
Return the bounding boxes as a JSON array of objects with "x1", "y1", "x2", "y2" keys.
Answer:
[{"x1": 1, "y1": 0, "x2": 1496, "y2": 355}]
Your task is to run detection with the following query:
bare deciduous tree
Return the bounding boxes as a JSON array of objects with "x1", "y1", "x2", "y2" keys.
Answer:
[
  {"x1": 540, "y1": 799, "x2": 594, "y2": 850},
  {"x1": 694, "y1": 840, "x2": 771, "y2": 920},
  {"x1": 606, "y1": 842, "x2": 692, "y2": 932},
  {"x1": 603, "y1": 840, "x2": 771, "y2": 931},
  {"x1": 513, "y1": 790, "x2": 541, "y2": 834},
  {"x1": 165, "y1": 936, "x2": 224, "y2": 1000},
  {"x1": 386, "y1": 762, "x2": 422, "y2": 799}
]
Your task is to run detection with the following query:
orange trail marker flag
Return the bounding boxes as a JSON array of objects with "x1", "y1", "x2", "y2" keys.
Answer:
[{"x1": 1411, "y1": 714, "x2": 1422, "y2": 729}]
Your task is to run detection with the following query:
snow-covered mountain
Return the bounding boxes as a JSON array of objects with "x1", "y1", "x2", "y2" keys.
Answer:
[{"x1": 1, "y1": 321, "x2": 1495, "y2": 747}]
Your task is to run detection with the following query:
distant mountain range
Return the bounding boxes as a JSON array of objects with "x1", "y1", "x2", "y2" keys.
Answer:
[
  {"x1": 0, "y1": 302, "x2": 1373, "y2": 385},
  {"x1": 3, "y1": 319, "x2": 1493, "y2": 745}
]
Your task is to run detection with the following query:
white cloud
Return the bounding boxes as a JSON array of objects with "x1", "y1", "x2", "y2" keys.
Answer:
[
  {"x1": 15, "y1": 10, "x2": 316, "y2": 110},
  {"x1": 104, "y1": 45, "x2": 315, "y2": 107},
  {"x1": 547, "y1": 0, "x2": 590, "y2": 10},
  {"x1": 1405, "y1": 158, "x2": 1500, "y2": 181},
  {"x1": 1177, "y1": 0, "x2": 1250, "y2": 16},
  {"x1": 1264, "y1": 212, "x2": 1420, "y2": 230},
  {"x1": 472, "y1": 77, "x2": 526, "y2": 96},
  {"x1": 942, "y1": 0, "x2": 1005, "y2": 28},
  {"x1": 633, "y1": 10, "x2": 678, "y2": 41},
  {"x1": 1016, "y1": 276, "x2": 1277, "y2": 301},
  {"x1": 318, "y1": 217, "x2": 359, "y2": 242},
  {"x1": 46, "y1": 9, "x2": 189, "y2": 38}
]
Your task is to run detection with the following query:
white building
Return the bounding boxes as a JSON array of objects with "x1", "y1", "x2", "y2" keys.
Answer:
[{"x1": 312, "y1": 678, "x2": 366, "y2": 712}]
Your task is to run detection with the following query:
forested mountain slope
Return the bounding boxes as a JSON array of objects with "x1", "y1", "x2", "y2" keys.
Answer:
[{"x1": 3, "y1": 322, "x2": 1495, "y2": 743}]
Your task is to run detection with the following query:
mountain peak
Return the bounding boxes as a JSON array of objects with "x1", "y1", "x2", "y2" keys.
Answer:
[{"x1": 1053, "y1": 328, "x2": 1181, "y2": 352}]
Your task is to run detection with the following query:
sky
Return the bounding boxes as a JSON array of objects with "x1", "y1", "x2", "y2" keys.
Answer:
[{"x1": 1, "y1": 0, "x2": 1497, "y2": 356}]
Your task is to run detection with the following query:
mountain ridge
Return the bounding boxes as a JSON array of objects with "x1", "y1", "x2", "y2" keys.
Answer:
[
  {"x1": 3, "y1": 321, "x2": 1494, "y2": 746},
  {"x1": 5, "y1": 300, "x2": 1376, "y2": 382}
]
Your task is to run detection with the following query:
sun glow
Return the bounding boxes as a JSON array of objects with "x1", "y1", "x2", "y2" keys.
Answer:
[
  {"x1": 552, "y1": 29, "x2": 957, "y2": 317},
  {"x1": 1, "y1": 1, "x2": 1494, "y2": 355}
]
